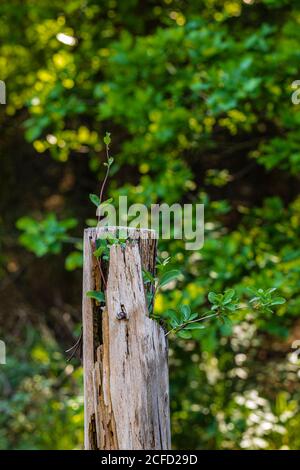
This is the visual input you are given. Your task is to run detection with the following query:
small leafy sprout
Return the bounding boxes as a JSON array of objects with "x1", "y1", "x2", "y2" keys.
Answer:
[
  {"x1": 105, "y1": 234, "x2": 129, "y2": 250},
  {"x1": 143, "y1": 257, "x2": 181, "y2": 291},
  {"x1": 156, "y1": 255, "x2": 171, "y2": 272},
  {"x1": 89, "y1": 193, "x2": 100, "y2": 207},
  {"x1": 100, "y1": 197, "x2": 113, "y2": 207},
  {"x1": 87, "y1": 234, "x2": 132, "y2": 309},
  {"x1": 86, "y1": 290, "x2": 105, "y2": 303},
  {"x1": 93, "y1": 235, "x2": 130, "y2": 265},
  {"x1": 248, "y1": 287, "x2": 286, "y2": 314},
  {"x1": 155, "y1": 255, "x2": 181, "y2": 290},
  {"x1": 104, "y1": 157, "x2": 114, "y2": 167},
  {"x1": 93, "y1": 238, "x2": 109, "y2": 260},
  {"x1": 103, "y1": 131, "x2": 111, "y2": 146},
  {"x1": 89, "y1": 194, "x2": 113, "y2": 210},
  {"x1": 89, "y1": 132, "x2": 114, "y2": 221}
]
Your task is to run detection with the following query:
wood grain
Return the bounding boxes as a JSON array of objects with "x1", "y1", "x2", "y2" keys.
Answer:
[{"x1": 82, "y1": 227, "x2": 170, "y2": 450}]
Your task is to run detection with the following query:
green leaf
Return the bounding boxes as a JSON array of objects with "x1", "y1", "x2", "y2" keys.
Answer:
[
  {"x1": 176, "y1": 330, "x2": 192, "y2": 339},
  {"x1": 158, "y1": 269, "x2": 181, "y2": 288},
  {"x1": 266, "y1": 287, "x2": 277, "y2": 294},
  {"x1": 223, "y1": 289, "x2": 235, "y2": 304},
  {"x1": 99, "y1": 198, "x2": 113, "y2": 208},
  {"x1": 89, "y1": 193, "x2": 100, "y2": 207},
  {"x1": 86, "y1": 290, "x2": 105, "y2": 303},
  {"x1": 165, "y1": 309, "x2": 178, "y2": 321},
  {"x1": 170, "y1": 318, "x2": 180, "y2": 329},
  {"x1": 189, "y1": 313, "x2": 199, "y2": 321},
  {"x1": 180, "y1": 304, "x2": 191, "y2": 320},
  {"x1": 93, "y1": 245, "x2": 106, "y2": 258},
  {"x1": 208, "y1": 292, "x2": 218, "y2": 304},
  {"x1": 270, "y1": 297, "x2": 286, "y2": 306}
]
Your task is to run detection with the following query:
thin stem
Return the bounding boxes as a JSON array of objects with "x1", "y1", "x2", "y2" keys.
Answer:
[
  {"x1": 97, "y1": 144, "x2": 110, "y2": 222},
  {"x1": 165, "y1": 312, "x2": 219, "y2": 337},
  {"x1": 99, "y1": 165, "x2": 110, "y2": 206}
]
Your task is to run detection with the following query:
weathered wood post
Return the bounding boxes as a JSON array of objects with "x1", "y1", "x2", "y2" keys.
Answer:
[{"x1": 82, "y1": 227, "x2": 171, "y2": 450}]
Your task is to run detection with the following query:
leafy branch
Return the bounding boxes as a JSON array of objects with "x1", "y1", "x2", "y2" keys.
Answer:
[{"x1": 163, "y1": 287, "x2": 286, "y2": 339}]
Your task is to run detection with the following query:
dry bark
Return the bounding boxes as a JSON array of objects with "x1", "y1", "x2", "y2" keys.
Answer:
[{"x1": 82, "y1": 227, "x2": 171, "y2": 450}]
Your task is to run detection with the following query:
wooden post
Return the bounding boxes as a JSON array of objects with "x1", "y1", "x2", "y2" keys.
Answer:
[{"x1": 82, "y1": 227, "x2": 171, "y2": 450}]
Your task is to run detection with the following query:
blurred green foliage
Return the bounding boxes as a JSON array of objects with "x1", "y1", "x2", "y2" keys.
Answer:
[
  {"x1": 0, "y1": 0, "x2": 300, "y2": 450},
  {"x1": 0, "y1": 329, "x2": 83, "y2": 450},
  {"x1": 16, "y1": 213, "x2": 77, "y2": 257}
]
